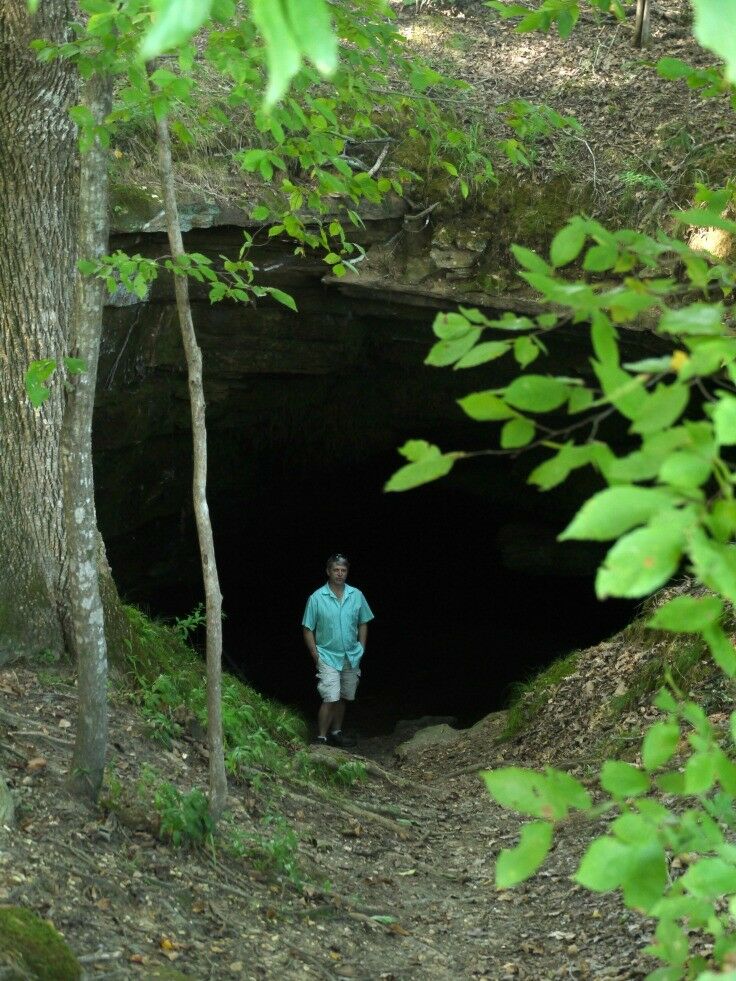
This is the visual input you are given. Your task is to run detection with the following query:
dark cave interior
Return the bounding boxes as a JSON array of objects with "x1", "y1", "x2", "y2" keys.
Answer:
[
  {"x1": 99, "y1": 407, "x2": 637, "y2": 734},
  {"x1": 94, "y1": 231, "x2": 657, "y2": 734}
]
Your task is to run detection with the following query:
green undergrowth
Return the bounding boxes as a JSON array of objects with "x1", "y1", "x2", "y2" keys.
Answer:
[
  {"x1": 0, "y1": 907, "x2": 81, "y2": 980},
  {"x1": 122, "y1": 605, "x2": 365, "y2": 790},
  {"x1": 110, "y1": 605, "x2": 371, "y2": 884},
  {"x1": 501, "y1": 649, "x2": 581, "y2": 740}
]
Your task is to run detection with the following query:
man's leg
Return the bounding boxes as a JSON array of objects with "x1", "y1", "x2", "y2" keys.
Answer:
[
  {"x1": 318, "y1": 700, "x2": 338, "y2": 738},
  {"x1": 331, "y1": 699, "x2": 346, "y2": 733},
  {"x1": 315, "y1": 662, "x2": 341, "y2": 741}
]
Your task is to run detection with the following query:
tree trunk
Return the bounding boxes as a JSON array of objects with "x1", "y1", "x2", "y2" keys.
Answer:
[
  {"x1": 0, "y1": 1, "x2": 125, "y2": 668},
  {"x1": 64, "y1": 69, "x2": 113, "y2": 802},
  {"x1": 0, "y1": 767, "x2": 14, "y2": 827},
  {"x1": 154, "y1": 112, "x2": 228, "y2": 821},
  {"x1": 633, "y1": 0, "x2": 651, "y2": 48},
  {"x1": 0, "y1": 0, "x2": 77, "y2": 662}
]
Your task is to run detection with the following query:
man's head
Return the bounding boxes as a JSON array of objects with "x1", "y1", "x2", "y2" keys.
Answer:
[{"x1": 326, "y1": 553, "x2": 349, "y2": 586}]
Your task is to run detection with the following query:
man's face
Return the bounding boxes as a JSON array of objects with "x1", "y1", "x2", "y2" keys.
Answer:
[{"x1": 327, "y1": 562, "x2": 349, "y2": 587}]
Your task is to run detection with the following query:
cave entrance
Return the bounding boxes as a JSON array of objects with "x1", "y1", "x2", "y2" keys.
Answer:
[
  {"x1": 97, "y1": 382, "x2": 637, "y2": 734},
  {"x1": 206, "y1": 447, "x2": 636, "y2": 733},
  {"x1": 95, "y1": 233, "x2": 651, "y2": 733}
]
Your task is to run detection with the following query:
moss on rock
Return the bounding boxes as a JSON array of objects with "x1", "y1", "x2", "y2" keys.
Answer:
[{"x1": 0, "y1": 907, "x2": 81, "y2": 980}]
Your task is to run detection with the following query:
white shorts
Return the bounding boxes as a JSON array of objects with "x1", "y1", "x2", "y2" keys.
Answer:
[{"x1": 317, "y1": 660, "x2": 361, "y2": 702}]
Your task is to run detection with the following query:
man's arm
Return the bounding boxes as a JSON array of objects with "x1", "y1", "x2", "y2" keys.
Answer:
[
  {"x1": 358, "y1": 622, "x2": 368, "y2": 653},
  {"x1": 303, "y1": 627, "x2": 319, "y2": 664}
]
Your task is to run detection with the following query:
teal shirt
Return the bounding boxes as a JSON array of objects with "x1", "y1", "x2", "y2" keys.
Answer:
[{"x1": 302, "y1": 583, "x2": 374, "y2": 669}]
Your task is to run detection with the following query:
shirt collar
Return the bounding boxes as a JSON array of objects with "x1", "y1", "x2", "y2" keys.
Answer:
[{"x1": 320, "y1": 583, "x2": 353, "y2": 599}]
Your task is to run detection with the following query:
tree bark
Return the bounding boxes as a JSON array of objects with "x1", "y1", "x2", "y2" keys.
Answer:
[
  {"x1": 0, "y1": 767, "x2": 14, "y2": 827},
  {"x1": 0, "y1": 0, "x2": 77, "y2": 662},
  {"x1": 154, "y1": 111, "x2": 228, "y2": 821},
  {"x1": 64, "y1": 70, "x2": 113, "y2": 802},
  {"x1": 0, "y1": 1, "x2": 125, "y2": 669}
]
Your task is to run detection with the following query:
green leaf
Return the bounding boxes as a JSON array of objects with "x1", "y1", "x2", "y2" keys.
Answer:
[
  {"x1": 559, "y1": 486, "x2": 675, "y2": 542},
  {"x1": 398, "y1": 439, "x2": 436, "y2": 463},
  {"x1": 285, "y1": 0, "x2": 337, "y2": 75},
  {"x1": 251, "y1": 0, "x2": 302, "y2": 108},
  {"x1": 454, "y1": 341, "x2": 510, "y2": 369},
  {"x1": 593, "y1": 360, "x2": 647, "y2": 420},
  {"x1": 425, "y1": 328, "x2": 481, "y2": 367},
  {"x1": 511, "y1": 244, "x2": 550, "y2": 275},
  {"x1": 708, "y1": 499, "x2": 736, "y2": 542},
  {"x1": 591, "y1": 314, "x2": 619, "y2": 366},
  {"x1": 266, "y1": 287, "x2": 297, "y2": 312},
  {"x1": 25, "y1": 358, "x2": 57, "y2": 409},
  {"x1": 513, "y1": 335, "x2": 538, "y2": 368},
  {"x1": 550, "y1": 219, "x2": 586, "y2": 267},
  {"x1": 575, "y1": 837, "x2": 627, "y2": 891},
  {"x1": 584, "y1": 243, "x2": 617, "y2": 272},
  {"x1": 500, "y1": 417, "x2": 535, "y2": 449},
  {"x1": 596, "y1": 518, "x2": 686, "y2": 600},
  {"x1": 713, "y1": 395, "x2": 736, "y2": 446},
  {"x1": 660, "y1": 303, "x2": 725, "y2": 337},
  {"x1": 385, "y1": 442, "x2": 457, "y2": 492},
  {"x1": 482, "y1": 767, "x2": 548, "y2": 818},
  {"x1": 674, "y1": 207, "x2": 736, "y2": 233},
  {"x1": 529, "y1": 444, "x2": 596, "y2": 492},
  {"x1": 457, "y1": 392, "x2": 515, "y2": 422},
  {"x1": 688, "y1": 530, "x2": 736, "y2": 606},
  {"x1": 544, "y1": 767, "x2": 592, "y2": 816},
  {"x1": 703, "y1": 624, "x2": 736, "y2": 677},
  {"x1": 600, "y1": 760, "x2": 650, "y2": 798},
  {"x1": 692, "y1": 0, "x2": 736, "y2": 83},
  {"x1": 496, "y1": 821, "x2": 553, "y2": 889},
  {"x1": 433, "y1": 311, "x2": 475, "y2": 340},
  {"x1": 684, "y1": 751, "x2": 717, "y2": 794},
  {"x1": 140, "y1": 0, "x2": 214, "y2": 60},
  {"x1": 658, "y1": 450, "x2": 711, "y2": 489},
  {"x1": 647, "y1": 595, "x2": 723, "y2": 633},
  {"x1": 630, "y1": 383, "x2": 689, "y2": 436},
  {"x1": 642, "y1": 721, "x2": 680, "y2": 771},
  {"x1": 504, "y1": 375, "x2": 568, "y2": 413},
  {"x1": 567, "y1": 386, "x2": 594, "y2": 414},
  {"x1": 63, "y1": 357, "x2": 87, "y2": 376},
  {"x1": 681, "y1": 858, "x2": 736, "y2": 898},
  {"x1": 621, "y1": 840, "x2": 667, "y2": 912}
]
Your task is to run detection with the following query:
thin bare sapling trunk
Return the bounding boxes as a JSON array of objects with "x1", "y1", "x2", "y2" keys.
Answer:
[
  {"x1": 154, "y1": 111, "x2": 227, "y2": 821},
  {"x1": 634, "y1": 0, "x2": 651, "y2": 48},
  {"x1": 63, "y1": 70, "x2": 113, "y2": 802}
]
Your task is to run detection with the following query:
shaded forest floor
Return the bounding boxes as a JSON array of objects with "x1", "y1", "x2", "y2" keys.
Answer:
[
  {"x1": 4, "y1": 600, "x2": 727, "y2": 981},
  {"x1": 395, "y1": 0, "x2": 733, "y2": 229},
  {"x1": 0, "y1": 663, "x2": 642, "y2": 980}
]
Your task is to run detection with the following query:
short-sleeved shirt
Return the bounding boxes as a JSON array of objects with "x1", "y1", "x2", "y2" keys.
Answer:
[{"x1": 302, "y1": 583, "x2": 374, "y2": 669}]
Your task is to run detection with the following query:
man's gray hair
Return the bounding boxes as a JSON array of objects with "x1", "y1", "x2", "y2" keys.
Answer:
[{"x1": 326, "y1": 553, "x2": 350, "y2": 568}]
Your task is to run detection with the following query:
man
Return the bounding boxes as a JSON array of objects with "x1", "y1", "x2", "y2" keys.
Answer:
[{"x1": 302, "y1": 554, "x2": 374, "y2": 747}]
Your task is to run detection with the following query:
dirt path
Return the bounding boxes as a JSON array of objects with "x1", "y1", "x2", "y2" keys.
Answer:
[{"x1": 0, "y1": 664, "x2": 654, "y2": 980}]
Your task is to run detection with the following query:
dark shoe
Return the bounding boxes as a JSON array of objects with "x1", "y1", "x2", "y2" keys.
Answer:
[
  {"x1": 327, "y1": 730, "x2": 356, "y2": 748},
  {"x1": 313, "y1": 735, "x2": 329, "y2": 746}
]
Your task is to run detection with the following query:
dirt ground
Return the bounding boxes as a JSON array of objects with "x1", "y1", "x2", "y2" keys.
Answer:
[
  {"x1": 395, "y1": 0, "x2": 732, "y2": 226},
  {"x1": 0, "y1": 655, "x2": 658, "y2": 981}
]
